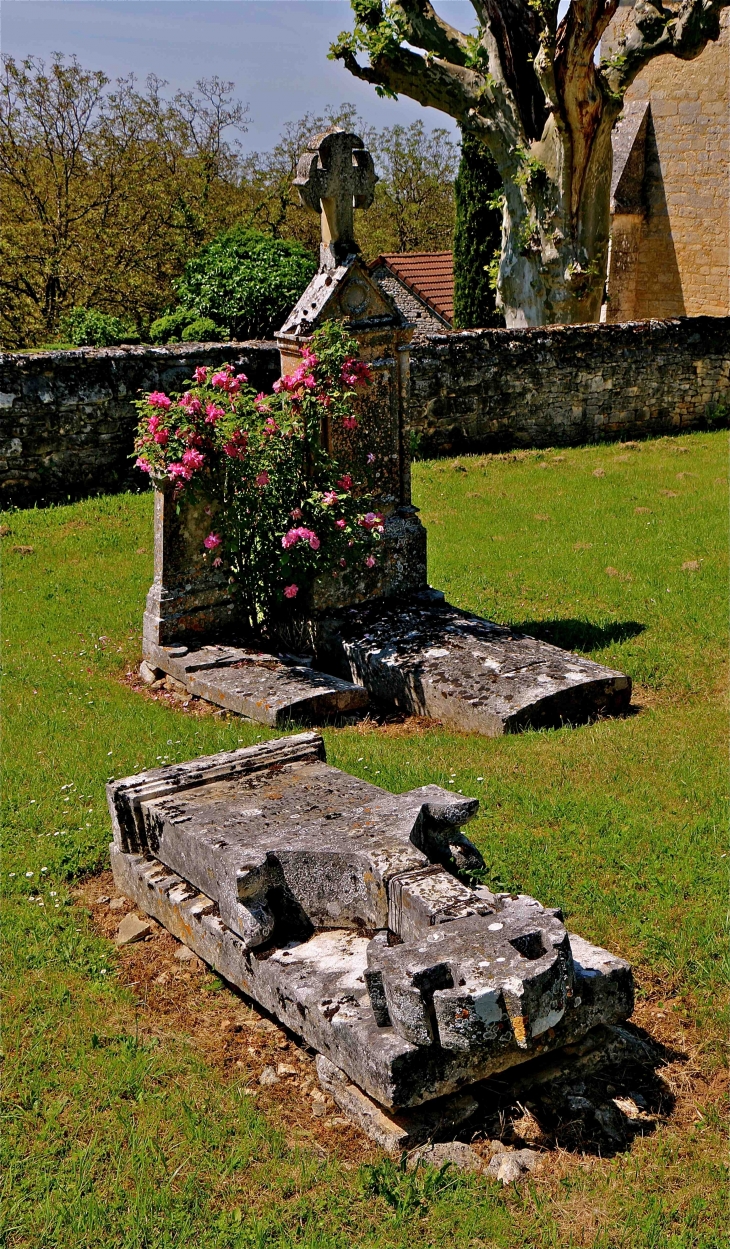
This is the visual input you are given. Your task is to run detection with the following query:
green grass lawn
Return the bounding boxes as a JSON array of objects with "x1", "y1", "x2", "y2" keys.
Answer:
[{"x1": 2, "y1": 431, "x2": 728, "y2": 1249}]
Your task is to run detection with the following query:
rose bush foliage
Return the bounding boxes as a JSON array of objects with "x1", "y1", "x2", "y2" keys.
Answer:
[{"x1": 133, "y1": 321, "x2": 383, "y2": 633}]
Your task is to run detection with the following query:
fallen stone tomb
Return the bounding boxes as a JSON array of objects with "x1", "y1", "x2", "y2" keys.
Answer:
[
  {"x1": 140, "y1": 128, "x2": 631, "y2": 734},
  {"x1": 108, "y1": 731, "x2": 635, "y2": 1148}
]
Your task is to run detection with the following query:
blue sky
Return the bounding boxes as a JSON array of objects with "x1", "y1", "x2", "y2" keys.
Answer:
[{"x1": 0, "y1": 1, "x2": 480, "y2": 151}]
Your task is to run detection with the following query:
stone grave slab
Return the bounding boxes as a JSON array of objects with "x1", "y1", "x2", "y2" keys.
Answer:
[
  {"x1": 143, "y1": 643, "x2": 368, "y2": 726},
  {"x1": 108, "y1": 734, "x2": 634, "y2": 1110},
  {"x1": 323, "y1": 597, "x2": 631, "y2": 734}
]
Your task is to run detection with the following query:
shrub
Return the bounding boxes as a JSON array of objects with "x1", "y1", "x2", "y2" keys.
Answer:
[
  {"x1": 149, "y1": 308, "x2": 228, "y2": 345},
  {"x1": 132, "y1": 322, "x2": 380, "y2": 634},
  {"x1": 174, "y1": 227, "x2": 317, "y2": 340},
  {"x1": 59, "y1": 307, "x2": 139, "y2": 347}
]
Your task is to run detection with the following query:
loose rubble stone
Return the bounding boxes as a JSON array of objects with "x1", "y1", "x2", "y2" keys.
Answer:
[
  {"x1": 108, "y1": 896, "x2": 127, "y2": 910},
  {"x1": 174, "y1": 945, "x2": 196, "y2": 961},
  {"x1": 409, "y1": 1142, "x2": 485, "y2": 1172},
  {"x1": 486, "y1": 1151, "x2": 539, "y2": 1184},
  {"x1": 139, "y1": 660, "x2": 161, "y2": 685},
  {"x1": 258, "y1": 1066, "x2": 280, "y2": 1086},
  {"x1": 115, "y1": 913, "x2": 152, "y2": 945}
]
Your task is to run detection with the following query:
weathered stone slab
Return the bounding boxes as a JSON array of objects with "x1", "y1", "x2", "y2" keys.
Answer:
[
  {"x1": 107, "y1": 734, "x2": 634, "y2": 1110},
  {"x1": 324, "y1": 597, "x2": 631, "y2": 734},
  {"x1": 315, "y1": 1054, "x2": 478, "y2": 1151},
  {"x1": 107, "y1": 735, "x2": 484, "y2": 947},
  {"x1": 110, "y1": 842, "x2": 633, "y2": 1108},
  {"x1": 142, "y1": 643, "x2": 369, "y2": 726}
]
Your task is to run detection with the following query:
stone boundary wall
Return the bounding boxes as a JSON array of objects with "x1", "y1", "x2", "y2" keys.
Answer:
[
  {"x1": 409, "y1": 317, "x2": 729, "y2": 456},
  {"x1": 1, "y1": 318, "x2": 728, "y2": 506},
  {"x1": 0, "y1": 342, "x2": 279, "y2": 507}
]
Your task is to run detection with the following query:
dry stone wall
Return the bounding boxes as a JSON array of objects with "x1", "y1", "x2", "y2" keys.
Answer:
[
  {"x1": 0, "y1": 341, "x2": 279, "y2": 507},
  {"x1": 409, "y1": 317, "x2": 729, "y2": 456},
  {"x1": 1, "y1": 318, "x2": 727, "y2": 506}
]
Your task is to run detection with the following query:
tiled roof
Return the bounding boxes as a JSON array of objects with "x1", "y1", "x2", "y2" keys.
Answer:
[{"x1": 369, "y1": 252, "x2": 454, "y2": 324}]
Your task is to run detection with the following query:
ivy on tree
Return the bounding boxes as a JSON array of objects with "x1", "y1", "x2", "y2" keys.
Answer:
[{"x1": 453, "y1": 130, "x2": 503, "y2": 330}]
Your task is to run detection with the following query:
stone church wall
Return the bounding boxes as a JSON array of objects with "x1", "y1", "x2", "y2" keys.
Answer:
[
  {"x1": 605, "y1": 3, "x2": 729, "y2": 320},
  {"x1": 1, "y1": 319, "x2": 727, "y2": 506}
]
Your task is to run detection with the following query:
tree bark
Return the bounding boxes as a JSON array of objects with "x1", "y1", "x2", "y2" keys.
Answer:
[{"x1": 332, "y1": 0, "x2": 728, "y2": 327}]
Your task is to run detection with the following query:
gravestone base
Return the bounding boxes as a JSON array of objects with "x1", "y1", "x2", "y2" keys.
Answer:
[
  {"x1": 142, "y1": 596, "x2": 631, "y2": 733},
  {"x1": 110, "y1": 843, "x2": 634, "y2": 1110},
  {"x1": 318, "y1": 595, "x2": 632, "y2": 734}
]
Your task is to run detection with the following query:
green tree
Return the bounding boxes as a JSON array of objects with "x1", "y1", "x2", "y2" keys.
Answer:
[
  {"x1": 452, "y1": 129, "x2": 502, "y2": 328},
  {"x1": 331, "y1": 0, "x2": 727, "y2": 327},
  {"x1": 0, "y1": 54, "x2": 249, "y2": 347},
  {"x1": 173, "y1": 227, "x2": 317, "y2": 340}
]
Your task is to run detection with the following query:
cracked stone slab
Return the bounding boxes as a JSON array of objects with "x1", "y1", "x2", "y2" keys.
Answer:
[
  {"x1": 325, "y1": 598, "x2": 631, "y2": 734},
  {"x1": 143, "y1": 643, "x2": 369, "y2": 726},
  {"x1": 106, "y1": 734, "x2": 485, "y2": 949},
  {"x1": 110, "y1": 843, "x2": 634, "y2": 1108}
]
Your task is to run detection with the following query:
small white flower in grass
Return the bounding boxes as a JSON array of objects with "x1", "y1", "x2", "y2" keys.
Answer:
[
  {"x1": 476, "y1": 777, "x2": 484, "y2": 782},
  {"x1": 50, "y1": 891, "x2": 57, "y2": 897},
  {"x1": 41, "y1": 867, "x2": 47, "y2": 873},
  {"x1": 25, "y1": 871, "x2": 33, "y2": 877},
  {"x1": 9, "y1": 872, "x2": 15, "y2": 877}
]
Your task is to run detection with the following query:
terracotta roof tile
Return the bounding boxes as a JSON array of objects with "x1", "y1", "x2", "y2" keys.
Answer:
[{"x1": 369, "y1": 252, "x2": 454, "y2": 323}]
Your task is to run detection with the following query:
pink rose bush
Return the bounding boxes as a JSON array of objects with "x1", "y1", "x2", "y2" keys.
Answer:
[{"x1": 132, "y1": 322, "x2": 382, "y2": 632}]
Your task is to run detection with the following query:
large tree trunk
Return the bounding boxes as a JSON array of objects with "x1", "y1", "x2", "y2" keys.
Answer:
[
  {"x1": 333, "y1": 0, "x2": 727, "y2": 328},
  {"x1": 495, "y1": 111, "x2": 616, "y2": 326}
]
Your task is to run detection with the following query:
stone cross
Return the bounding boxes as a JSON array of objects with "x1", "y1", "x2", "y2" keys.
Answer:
[{"x1": 293, "y1": 128, "x2": 377, "y2": 263}]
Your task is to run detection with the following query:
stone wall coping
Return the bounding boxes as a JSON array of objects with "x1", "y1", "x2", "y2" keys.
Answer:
[{"x1": 0, "y1": 339, "x2": 278, "y2": 366}]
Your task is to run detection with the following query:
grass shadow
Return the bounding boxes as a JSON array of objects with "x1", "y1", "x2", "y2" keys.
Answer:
[{"x1": 511, "y1": 619, "x2": 646, "y2": 653}]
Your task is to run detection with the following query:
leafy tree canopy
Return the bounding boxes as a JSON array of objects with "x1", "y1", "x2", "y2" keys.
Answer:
[{"x1": 173, "y1": 227, "x2": 318, "y2": 341}]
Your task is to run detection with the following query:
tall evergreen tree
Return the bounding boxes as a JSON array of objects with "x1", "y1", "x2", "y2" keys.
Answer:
[{"x1": 453, "y1": 130, "x2": 503, "y2": 329}]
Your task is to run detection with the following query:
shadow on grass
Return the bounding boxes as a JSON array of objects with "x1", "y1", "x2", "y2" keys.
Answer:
[{"x1": 511, "y1": 618, "x2": 646, "y2": 653}]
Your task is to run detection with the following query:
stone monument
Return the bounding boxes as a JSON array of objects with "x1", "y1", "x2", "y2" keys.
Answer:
[
  {"x1": 140, "y1": 127, "x2": 631, "y2": 733},
  {"x1": 108, "y1": 731, "x2": 635, "y2": 1147}
]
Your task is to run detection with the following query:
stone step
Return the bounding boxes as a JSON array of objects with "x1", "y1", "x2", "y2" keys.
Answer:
[
  {"x1": 325, "y1": 598, "x2": 631, "y2": 735},
  {"x1": 145, "y1": 643, "x2": 369, "y2": 727}
]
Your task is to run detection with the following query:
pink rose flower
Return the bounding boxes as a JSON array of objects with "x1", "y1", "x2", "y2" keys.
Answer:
[
  {"x1": 203, "y1": 532, "x2": 221, "y2": 550},
  {"x1": 290, "y1": 507, "x2": 303, "y2": 520},
  {"x1": 147, "y1": 413, "x2": 161, "y2": 433},
  {"x1": 263, "y1": 417, "x2": 279, "y2": 436},
  {"x1": 211, "y1": 370, "x2": 230, "y2": 389},
  {"x1": 205, "y1": 403, "x2": 225, "y2": 423},
  {"x1": 182, "y1": 448, "x2": 205, "y2": 471},
  {"x1": 365, "y1": 555, "x2": 376, "y2": 568},
  {"x1": 360, "y1": 511, "x2": 384, "y2": 532},
  {"x1": 213, "y1": 557, "x2": 222, "y2": 567},
  {"x1": 153, "y1": 429, "x2": 169, "y2": 445},
  {"x1": 135, "y1": 456, "x2": 152, "y2": 473},
  {"x1": 193, "y1": 366, "x2": 207, "y2": 384},
  {"x1": 168, "y1": 462, "x2": 192, "y2": 481},
  {"x1": 337, "y1": 474, "x2": 352, "y2": 490},
  {"x1": 223, "y1": 430, "x2": 248, "y2": 459},
  {"x1": 255, "y1": 471, "x2": 270, "y2": 487},
  {"x1": 341, "y1": 358, "x2": 372, "y2": 387},
  {"x1": 281, "y1": 526, "x2": 319, "y2": 551},
  {"x1": 335, "y1": 518, "x2": 347, "y2": 530},
  {"x1": 254, "y1": 392, "x2": 269, "y2": 413},
  {"x1": 180, "y1": 393, "x2": 202, "y2": 415},
  {"x1": 322, "y1": 490, "x2": 338, "y2": 507},
  {"x1": 342, "y1": 416, "x2": 358, "y2": 431},
  {"x1": 283, "y1": 584, "x2": 299, "y2": 599},
  {"x1": 148, "y1": 391, "x2": 172, "y2": 410}
]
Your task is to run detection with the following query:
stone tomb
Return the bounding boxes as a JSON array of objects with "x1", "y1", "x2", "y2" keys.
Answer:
[
  {"x1": 109, "y1": 733, "x2": 634, "y2": 1141},
  {"x1": 141, "y1": 128, "x2": 631, "y2": 732}
]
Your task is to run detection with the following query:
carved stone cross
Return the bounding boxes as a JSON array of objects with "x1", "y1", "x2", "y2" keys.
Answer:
[{"x1": 293, "y1": 128, "x2": 377, "y2": 262}]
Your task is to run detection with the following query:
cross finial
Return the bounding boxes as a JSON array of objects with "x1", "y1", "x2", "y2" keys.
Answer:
[{"x1": 293, "y1": 128, "x2": 377, "y2": 267}]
